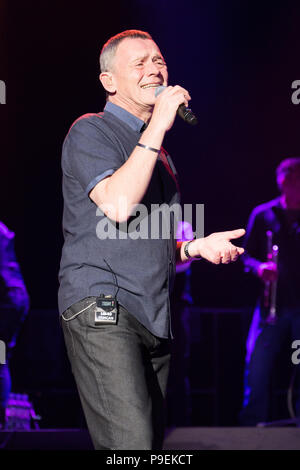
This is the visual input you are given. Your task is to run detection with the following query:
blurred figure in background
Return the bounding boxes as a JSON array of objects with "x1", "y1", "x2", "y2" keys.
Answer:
[
  {"x1": 240, "y1": 158, "x2": 300, "y2": 425},
  {"x1": 0, "y1": 221, "x2": 29, "y2": 427}
]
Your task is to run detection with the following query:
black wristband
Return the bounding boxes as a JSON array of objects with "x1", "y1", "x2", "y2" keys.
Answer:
[
  {"x1": 136, "y1": 143, "x2": 161, "y2": 154},
  {"x1": 184, "y1": 240, "x2": 202, "y2": 260}
]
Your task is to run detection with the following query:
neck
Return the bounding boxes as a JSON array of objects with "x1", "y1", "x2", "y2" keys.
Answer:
[{"x1": 109, "y1": 96, "x2": 153, "y2": 123}]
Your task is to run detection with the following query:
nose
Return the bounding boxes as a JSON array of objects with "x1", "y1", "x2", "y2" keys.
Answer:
[{"x1": 145, "y1": 61, "x2": 161, "y2": 76}]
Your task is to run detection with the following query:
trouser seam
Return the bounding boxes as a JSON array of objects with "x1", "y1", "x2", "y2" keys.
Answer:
[{"x1": 67, "y1": 320, "x2": 76, "y2": 357}]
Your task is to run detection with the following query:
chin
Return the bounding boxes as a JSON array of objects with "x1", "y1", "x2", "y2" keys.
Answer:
[{"x1": 140, "y1": 99, "x2": 155, "y2": 108}]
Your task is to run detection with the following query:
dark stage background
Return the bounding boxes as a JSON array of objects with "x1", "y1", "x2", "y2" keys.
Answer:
[{"x1": 1, "y1": 0, "x2": 300, "y2": 428}]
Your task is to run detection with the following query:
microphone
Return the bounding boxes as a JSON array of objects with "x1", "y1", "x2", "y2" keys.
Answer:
[{"x1": 155, "y1": 85, "x2": 198, "y2": 126}]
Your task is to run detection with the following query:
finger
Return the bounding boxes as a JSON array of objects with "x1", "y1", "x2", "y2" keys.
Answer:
[
  {"x1": 222, "y1": 228, "x2": 246, "y2": 240},
  {"x1": 161, "y1": 89, "x2": 190, "y2": 109},
  {"x1": 171, "y1": 85, "x2": 191, "y2": 101},
  {"x1": 221, "y1": 250, "x2": 231, "y2": 264},
  {"x1": 211, "y1": 252, "x2": 221, "y2": 264},
  {"x1": 230, "y1": 246, "x2": 239, "y2": 262},
  {"x1": 231, "y1": 251, "x2": 240, "y2": 262}
]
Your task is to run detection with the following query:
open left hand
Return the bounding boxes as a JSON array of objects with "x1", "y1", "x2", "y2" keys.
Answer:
[{"x1": 187, "y1": 228, "x2": 245, "y2": 264}]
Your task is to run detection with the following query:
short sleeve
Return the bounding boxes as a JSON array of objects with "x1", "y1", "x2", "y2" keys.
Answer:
[{"x1": 62, "y1": 115, "x2": 124, "y2": 195}]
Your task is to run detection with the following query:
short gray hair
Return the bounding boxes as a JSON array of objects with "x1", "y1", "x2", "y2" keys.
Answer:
[{"x1": 99, "y1": 30, "x2": 152, "y2": 73}]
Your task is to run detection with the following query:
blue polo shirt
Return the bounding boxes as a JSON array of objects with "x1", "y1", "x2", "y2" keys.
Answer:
[{"x1": 58, "y1": 102, "x2": 180, "y2": 338}]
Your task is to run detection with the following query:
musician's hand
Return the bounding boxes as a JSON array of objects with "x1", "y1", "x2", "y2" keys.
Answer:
[
  {"x1": 187, "y1": 228, "x2": 245, "y2": 264},
  {"x1": 257, "y1": 261, "x2": 278, "y2": 282}
]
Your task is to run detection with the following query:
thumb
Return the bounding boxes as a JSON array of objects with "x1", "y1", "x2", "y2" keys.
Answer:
[{"x1": 223, "y1": 228, "x2": 246, "y2": 240}]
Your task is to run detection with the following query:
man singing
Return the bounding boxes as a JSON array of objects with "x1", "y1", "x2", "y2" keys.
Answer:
[{"x1": 58, "y1": 29, "x2": 245, "y2": 449}]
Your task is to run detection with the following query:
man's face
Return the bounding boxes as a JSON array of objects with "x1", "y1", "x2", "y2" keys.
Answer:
[{"x1": 106, "y1": 38, "x2": 168, "y2": 115}]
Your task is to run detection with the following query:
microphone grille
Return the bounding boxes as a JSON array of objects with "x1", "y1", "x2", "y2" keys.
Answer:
[{"x1": 155, "y1": 85, "x2": 166, "y2": 98}]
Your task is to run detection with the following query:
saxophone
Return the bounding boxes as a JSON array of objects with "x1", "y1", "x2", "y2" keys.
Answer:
[{"x1": 264, "y1": 230, "x2": 279, "y2": 325}]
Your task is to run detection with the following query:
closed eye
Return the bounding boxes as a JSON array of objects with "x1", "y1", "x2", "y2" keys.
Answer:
[{"x1": 153, "y1": 59, "x2": 166, "y2": 67}]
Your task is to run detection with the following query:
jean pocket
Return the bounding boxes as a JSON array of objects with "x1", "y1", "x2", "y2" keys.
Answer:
[
  {"x1": 61, "y1": 298, "x2": 97, "y2": 357},
  {"x1": 61, "y1": 297, "x2": 97, "y2": 323}
]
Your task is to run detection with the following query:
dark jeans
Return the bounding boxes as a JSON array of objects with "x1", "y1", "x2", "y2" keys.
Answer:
[
  {"x1": 240, "y1": 306, "x2": 300, "y2": 425},
  {"x1": 61, "y1": 297, "x2": 171, "y2": 450}
]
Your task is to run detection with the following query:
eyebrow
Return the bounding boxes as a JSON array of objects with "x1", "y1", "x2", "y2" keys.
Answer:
[{"x1": 131, "y1": 54, "x2": 166, "y2": 63}]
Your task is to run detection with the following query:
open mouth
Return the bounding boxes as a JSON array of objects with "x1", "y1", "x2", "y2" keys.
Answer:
[{"x1": 140, "y1": 84, "x2": 162, "y2": 89}]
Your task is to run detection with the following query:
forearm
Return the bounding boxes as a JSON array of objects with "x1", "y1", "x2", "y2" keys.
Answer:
[{"x1": 91, "y1": 123, "x2": 166, "y2": 222}]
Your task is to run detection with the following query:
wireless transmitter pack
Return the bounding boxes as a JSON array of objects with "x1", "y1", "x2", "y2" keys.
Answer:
[{"x1": 95, "y1": 294, "x2": 118, "y2": 325}]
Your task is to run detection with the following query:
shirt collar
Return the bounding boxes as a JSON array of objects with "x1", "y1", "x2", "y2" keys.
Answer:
[{"x1": 104, "y1": 101, "x2": 146, "y2": 133}]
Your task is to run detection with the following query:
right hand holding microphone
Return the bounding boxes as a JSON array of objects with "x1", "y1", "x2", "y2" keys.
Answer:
[{"x1": 150, "y1": 85, "x2": 192, "y2": 132}]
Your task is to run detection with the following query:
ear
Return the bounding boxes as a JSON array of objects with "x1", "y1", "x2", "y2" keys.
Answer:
[{"x1": 99, "y1": 72, "x2": 116, "y2": 94}]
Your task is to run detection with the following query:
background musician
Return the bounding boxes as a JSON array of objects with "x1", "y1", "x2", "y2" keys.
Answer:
[
  {"x1": 239, "y1": 157, "x2": 300, "y2": 426},
  {"x1": 0, "y1": 221, "x2": 30, "y2": 427}
]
